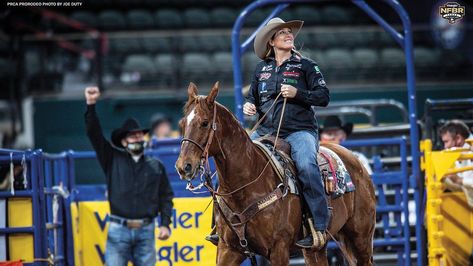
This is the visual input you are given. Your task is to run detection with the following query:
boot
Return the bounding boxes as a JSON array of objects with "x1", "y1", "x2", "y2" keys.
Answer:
[{"x1": 296, "y1": 218, "x2": 327, "y2": 249}]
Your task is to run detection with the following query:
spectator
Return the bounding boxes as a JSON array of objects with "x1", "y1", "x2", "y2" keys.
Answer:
[
  {"x1": 148, "y1": 113, "x2": 173, "y2": 148},
  {"x1": 84, "y1": 86, "x2": 174, "y2": 266},
  {"x1": 320, "y1": 115, "x2": 373, "y2": 175},
  {"x1": 439, "y1": 120, "x2": 473, "y2": 193}
]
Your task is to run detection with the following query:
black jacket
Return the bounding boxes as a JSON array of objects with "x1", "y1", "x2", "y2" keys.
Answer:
[
  {"x1": 85, "y1": 104, "x2": 174, "y2": 228},
  {"x1": 246, "y1": 53, "x2": 330, "y2": 137}
]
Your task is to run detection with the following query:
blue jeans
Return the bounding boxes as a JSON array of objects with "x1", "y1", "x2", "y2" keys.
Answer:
[
  {"x1": 250, "y1": 130, "x2": 329, "y2": 230},
  {"x1": 285, "y1": 131, "x2": 329, "y2": 231},
  {"x1": 105, "y1": 221, "x2": 156, "y2": 266}
]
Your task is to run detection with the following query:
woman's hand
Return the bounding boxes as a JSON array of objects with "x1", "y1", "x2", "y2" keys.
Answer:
[
  {"x1": 281, "y1": 84, "x2": 297, "y2": 98},
  {"x1": 243, "y1": 102, "x2": 257, "y2": 116}
]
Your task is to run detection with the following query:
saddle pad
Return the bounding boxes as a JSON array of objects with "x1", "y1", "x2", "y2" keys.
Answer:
[
  {"x1": 319, "y1": 146, "x2": 356, "y2": 198},
  {"x1": 253, "y1": 140, "x2": 300, "y2": 195},
  {"x1": 253, "y1": 141, "x2": 355, "y2": 198}
]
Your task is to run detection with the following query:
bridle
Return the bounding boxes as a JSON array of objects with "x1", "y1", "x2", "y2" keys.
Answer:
[
  {"x1": 180, "y1": 103, "x2": 219, "y2": 188},
  {"x1": 179, "y1": 96, "x2": 290, "y2": 265}
]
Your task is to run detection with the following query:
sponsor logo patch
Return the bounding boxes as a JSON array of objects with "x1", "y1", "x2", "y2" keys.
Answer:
[
  {"x1": 283, "y1": 78, "x2": 298, "y2": 85},
  {"x1": 439, "y1": 2, "x2": 465, "y2": 24},
  {"x1": 259, "y1": 72, "x2": 271, "y2": 81},
  {"x1": 261, "y1": 65, "x2": 273, "y2": 71},
  {"x1": 259, "y1": 82, "x2": 267, "y2": 93},
  {"x1": 314, "y1": 65, "x2": 320, "y2": 73},
  {"x1": 318, "y1": 78, "x2": 326, "y2": 87},
  {"x1": 283, "y1": 72, "x2": 300, "y2": 78},
  {"x1": 285, "y1": 63, "x2": 302, "y2": 70}
]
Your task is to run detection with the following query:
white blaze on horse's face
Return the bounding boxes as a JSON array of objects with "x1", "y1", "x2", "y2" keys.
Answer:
[{"x1": 186, "y1": 107, "x2": 196, "y2": 127}]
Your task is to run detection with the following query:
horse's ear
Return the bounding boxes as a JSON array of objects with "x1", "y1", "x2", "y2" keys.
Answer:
[
  {"x1": 206, "y1": 81, "x2": 219, "y2": 105},
  {"x1": 187, "y1": 82, "x2": 198, "y2": 101}
]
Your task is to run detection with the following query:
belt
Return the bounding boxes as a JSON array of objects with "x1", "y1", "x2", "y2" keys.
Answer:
[{"x1": 109, "y1": 215, "x2": 153, "y2": 229}]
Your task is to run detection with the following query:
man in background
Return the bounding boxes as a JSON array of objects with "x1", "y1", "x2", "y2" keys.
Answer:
[
  {"x1": 84, "y1": 86, "x2": 174, "y2": 266},
  {"x1": 439, "y1": 120, "x2": 473, "y2": 191},
  {"x1": 320, "y1": 115, "x2": 373, "y2": 175}
]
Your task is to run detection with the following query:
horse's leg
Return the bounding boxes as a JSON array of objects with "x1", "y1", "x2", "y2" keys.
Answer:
[
  {"x1": 342, "y1": 212, "x2": 375, "y2": 266},
  {"x1": 216, "y1": 243, "x2": 246, "y2": 266},
  {"x1": 349, "y1": 232, "x2": 374, "y2": 266},
  {"x1": 269, "y1": 241, "x2": 290, "y2": 266},
  {"x1": 302, "y1": 247, "x2": 329, "y2": 266}
]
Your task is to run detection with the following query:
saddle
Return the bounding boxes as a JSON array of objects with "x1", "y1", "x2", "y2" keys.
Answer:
[{"x1": 253, "y1": 135, "x2": 353, "y2": 197}]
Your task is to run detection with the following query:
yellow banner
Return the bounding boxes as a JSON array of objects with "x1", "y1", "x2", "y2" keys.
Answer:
[{"x1": 73, "y1": 197, "x2": 216, "y2": 266}]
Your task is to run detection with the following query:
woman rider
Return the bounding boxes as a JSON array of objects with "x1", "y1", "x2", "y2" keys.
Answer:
[{"x1": 243, "y1": 17, "x2": 330, "y2": 249}]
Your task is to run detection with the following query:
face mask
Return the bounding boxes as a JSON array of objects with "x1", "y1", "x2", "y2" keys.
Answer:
[{"x1": 126, "y1": 141, "x2": 145, "y2": 155}]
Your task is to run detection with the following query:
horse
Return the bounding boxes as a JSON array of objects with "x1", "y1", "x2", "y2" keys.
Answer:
[{"x1": 175, "y1": 82, "x2": 376, "y2": 266}]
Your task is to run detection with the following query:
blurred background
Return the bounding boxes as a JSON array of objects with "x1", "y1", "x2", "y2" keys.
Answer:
[
  {"x1": 0, "y1": 0, "x2": 471, "y2": 151},
  {"x1": 0, "y1": 1, "x2": 472, "y2": 265}
]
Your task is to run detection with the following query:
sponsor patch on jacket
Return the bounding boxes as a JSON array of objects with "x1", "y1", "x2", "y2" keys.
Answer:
[
  {"x1": 318, "y1": 78, "x2": 326, "y2": 87},
  {"x1": 261, "y1": 65, "x2": 273, "y2": 71},
  {"x1": 283, "y1": 71, "x2": 300, "y2": 78},
  {"x1": 259, "y1": 72, "x2": 271, "y2": 81},
  {"x1": 314, "y1": 65, "x2": 321, "y2": 73},
  {"x1": 285, "y1": 63, "x2": 302, "y2": 70},
  {"x1": 283, "y1": 78, "x2": 298, "y2": 85},
  {"x1": 259, "y1": 82, "x2": 267, "y2": 93}
]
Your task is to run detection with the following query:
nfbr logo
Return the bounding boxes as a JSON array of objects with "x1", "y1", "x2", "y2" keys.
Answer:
[{"x1": 439, "y1": 2, "x2": 465, "y2": 24}]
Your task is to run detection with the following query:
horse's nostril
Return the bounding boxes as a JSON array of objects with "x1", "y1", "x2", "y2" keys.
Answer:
[{"x1": 184, "y1": 163, "x2": 192, "y2": 173}]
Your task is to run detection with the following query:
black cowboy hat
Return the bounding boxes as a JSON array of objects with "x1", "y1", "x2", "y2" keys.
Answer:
[
  {"x1": 321, "y1": 116, "x2": 354, "y2": 135},
  {"x1": 111, "y1": 118, "x2": 149, "y2": 148}
]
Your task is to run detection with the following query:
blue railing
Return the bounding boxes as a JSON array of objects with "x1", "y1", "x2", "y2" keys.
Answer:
[{"x1": 231, "y1": 0, "x2": 421, "y2": 264}]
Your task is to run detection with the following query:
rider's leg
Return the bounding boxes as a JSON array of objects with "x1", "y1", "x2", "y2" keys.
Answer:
[{"x1": 285, "y1": 130, "x2": 329, "y2": 249}]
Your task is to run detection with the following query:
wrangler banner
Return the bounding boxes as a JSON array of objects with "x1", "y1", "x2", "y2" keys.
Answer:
[{"x1": 72, "y1": 197, "x2": 217, "y2": 266}]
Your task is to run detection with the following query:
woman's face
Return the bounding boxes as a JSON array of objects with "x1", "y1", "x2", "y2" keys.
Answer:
[{"x1": 270, "y1": 27, "x2": 294, "y2": 51}]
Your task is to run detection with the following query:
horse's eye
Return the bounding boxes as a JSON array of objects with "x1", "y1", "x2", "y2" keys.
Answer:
[{"x1": 201, "y1": 121, "x2": 209, "y2": 128}]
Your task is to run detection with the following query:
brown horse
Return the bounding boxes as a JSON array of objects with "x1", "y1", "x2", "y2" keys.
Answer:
[{"x1": 175, "y1": 82, "x2": 376, "y2": 266}]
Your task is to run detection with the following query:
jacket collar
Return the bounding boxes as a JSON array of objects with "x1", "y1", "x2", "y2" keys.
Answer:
[{"x1": 265, "y1": 52, "x2": 302, "y2": 64}]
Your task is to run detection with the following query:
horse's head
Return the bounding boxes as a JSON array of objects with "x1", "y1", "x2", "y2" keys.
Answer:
[{"x1": 175, "y1": 82, "x2": 219, "y2": 181}]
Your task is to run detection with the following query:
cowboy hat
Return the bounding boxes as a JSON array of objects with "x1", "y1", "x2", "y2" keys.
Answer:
[
  {"x1": 321, "y1": 116, "x2": 353, "y2": 135},
  {"x1": 254, "y1": 17, "x2": 304, "y2": 59},
  {"x1": 111, "y1": 118, "x2": 149, "y2": 147}
]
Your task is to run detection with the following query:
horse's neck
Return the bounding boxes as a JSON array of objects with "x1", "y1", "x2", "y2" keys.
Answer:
[{"x1": 213, "y1": 107, "x2": 273, "y2": 196}]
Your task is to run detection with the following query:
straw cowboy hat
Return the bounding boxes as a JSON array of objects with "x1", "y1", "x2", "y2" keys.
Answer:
[
  {"x1": 254, "y1": 17, "x2": 304, "y2": 59},
  {"x1": 111, "y1": 118, "x2": 149, "y2": 147}
]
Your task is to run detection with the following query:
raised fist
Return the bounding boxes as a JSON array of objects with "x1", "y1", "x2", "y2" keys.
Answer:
[{"x1": 85, "y1": 86, "x2": 100, "y2": 105}]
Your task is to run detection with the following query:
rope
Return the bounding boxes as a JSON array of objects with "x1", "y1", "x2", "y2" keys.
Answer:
[
  {"x1": 326, "y1": 230, "x2": 355, "y2": 266},
  {"x1": 21, "y1": 154, "x2": 28, "y2": 189},
  {"x1": 248, "y1": 92, "x2": 283, "y2": 137},
  {"x1": 215, "y1": 95, "x2": 288, "y2": 197},
  {"x1": 9, "y1": 153, "x2": 14, "y2": 195}
]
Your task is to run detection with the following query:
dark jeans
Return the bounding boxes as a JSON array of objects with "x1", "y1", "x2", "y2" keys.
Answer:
[{"x1": 105, "y1": 221, "x2": 156, "y2": 266}]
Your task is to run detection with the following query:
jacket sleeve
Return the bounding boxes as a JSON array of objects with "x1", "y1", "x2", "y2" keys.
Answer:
[
  {"x1": 84, "y1": 104, "x2": 114, "y2": 175},
  {"x1": 158, "y1": 165, "x2": 174, "y2": 229},
  {"x1": 245, "y1": 66, "x2": 260, "y2": 105},
  {"x1": 294, "y1": 60, "x2": 330, "y2": 107}
]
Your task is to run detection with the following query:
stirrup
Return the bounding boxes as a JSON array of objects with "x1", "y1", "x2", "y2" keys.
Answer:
[{"x1": 205, "y1": 233, "x2": 219, "y2": 246}]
